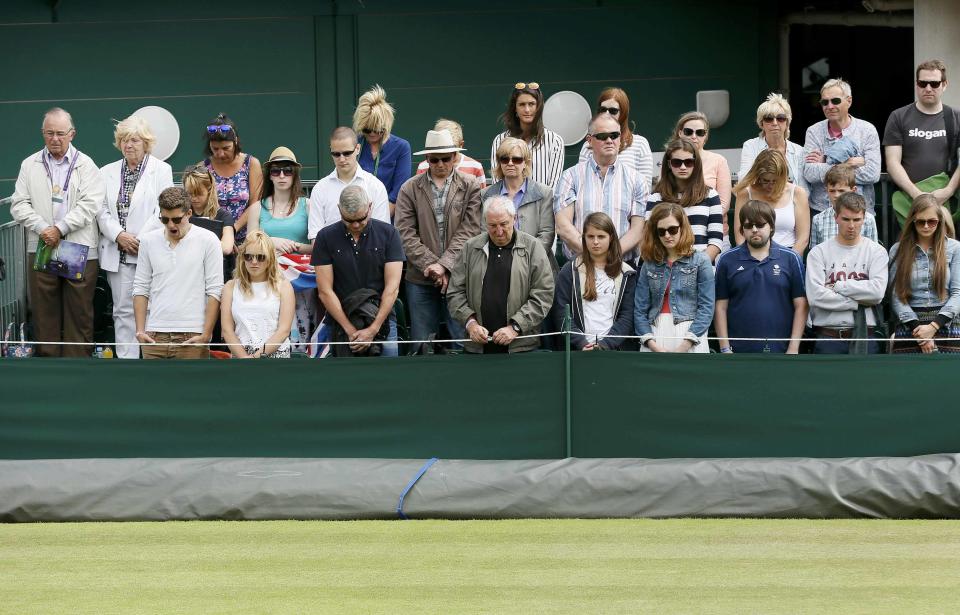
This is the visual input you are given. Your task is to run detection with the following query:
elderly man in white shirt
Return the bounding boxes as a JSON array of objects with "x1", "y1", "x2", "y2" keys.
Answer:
[
  {"x1": 133, "y1": 187, "x2": 223, "y2": 359},
  {"x1": 307, "y1": 126, "x2": 390, "y2": 240}
]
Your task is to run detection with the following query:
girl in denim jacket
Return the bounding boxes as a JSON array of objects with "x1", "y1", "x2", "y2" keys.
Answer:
[
  {"x1": 889, "y1": 194, "x2": 960, "y2": 353},
  {"x1": 635, "y1": 203, "x2": 715, "y2": 353}
]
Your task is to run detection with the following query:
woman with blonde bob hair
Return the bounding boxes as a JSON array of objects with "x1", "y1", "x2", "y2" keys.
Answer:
[
  {"x1": 890, "y1": 194, "x2": 960, "y2": 353},
  {"x1": 733, "y1": 149, "x2": 809, "y2": 253},
  {"x1": 483, "y1": 136, "x2": 556, "y2": 267},
  {"x1": 220, "y1": 231, "x2": 295, "y2": 358},
  {"x1": 739, "y1": 93, "x2": 808, "y2": 193},
  {"x1": 635, "y1": 203, "x2": 715, "y2": 353},
  {"x1": 98, "y1": 114, "x2": 174, "y2": 358},
  {"x1": 353, "y1": 85, "x2": 412, "y2": 211}
]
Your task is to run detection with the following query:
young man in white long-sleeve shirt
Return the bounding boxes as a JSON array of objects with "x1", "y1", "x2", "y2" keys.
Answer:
[
  {"x1": 805, "y1": 192, "x2": 888, "y2": 354},
  {"x1": 133, "y1": 187, "x2": 223, "y2": 359}
]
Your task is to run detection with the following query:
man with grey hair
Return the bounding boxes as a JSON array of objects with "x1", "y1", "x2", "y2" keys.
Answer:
[
  {"x1": 803, "y1": 78, "x2": 881, "y2": 214},
  {"x1": 447, "y1": 196, "x2": 554, "y2": 353},
  {"x1": 10, "y1": 107, "x2": 106, "y2": 357},
  {"x1": 312, "y1": 184, "x2": 405, "y2": 356}
]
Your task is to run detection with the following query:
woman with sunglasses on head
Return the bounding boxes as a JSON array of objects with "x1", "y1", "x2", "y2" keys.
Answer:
[
  {"x1": 247, "y1": 146, "x2": 318, "y2": 353},
  {"x1": 98, "y1": 115, "x2": 174, "y2": 358},
  {"x1": 221, "y1": 231, "x2": 294, "y2": 358},
  {"x1": 673, "y1": 111, "x2": 731, "y2": 220},
  {"x1": 552, "y1": 212, "x2": 635, "y2": 350},
  {"x1": 490, "y1": 82, "x2": 565, "y2": 189},
  {"x1": 201, "y1": 113, "x2": 262, "y2": 246},
  {"x1": 354, "y1": 85, "x2": 412, "y2": 216},
  {"x1": 733, "y1": 149, "x2": 810, "y2": 254},
  {"x1": 578, "y1": 87, "x2": 653, "y2": 187},
  {"x1": 183, "y1": 165, "x2": 235, "y2": 280},
  {"x1": 483, "y1": 137, "x2": 556, "y2": 269},
  {"x1": 635, "y1": 202, "x2": 714, "y2": 353},
  {"x1": 645, "y1": 138, "x2": 723, "y2": 263},
  {"x1": 890, "y1": 194, "x2": 960, "y2": 353},
  {"x1": 739, "y1": 93, "x2": 808, "y2": 195}
]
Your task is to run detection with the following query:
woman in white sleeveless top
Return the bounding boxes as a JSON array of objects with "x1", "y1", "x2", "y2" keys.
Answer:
[
  {"x1": 733, "y1": 149, "x2": 810, "y2": 254},
  {"x1": 220, "y1": 231, "x2": 295, "y2": 358}
]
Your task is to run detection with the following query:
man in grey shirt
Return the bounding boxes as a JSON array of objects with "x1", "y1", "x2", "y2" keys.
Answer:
[{"x1": 884, "y1": 59, "x2": 960, "y2": 206}]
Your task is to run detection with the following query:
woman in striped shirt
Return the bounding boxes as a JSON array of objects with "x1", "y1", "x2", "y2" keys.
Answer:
[
  {"x1": 644, "y1": 138, "x2": 723, "y2": 263},
  {"x1": 490, "y1": 82, "x2": 565, "y2": 189},
  {"x1": 578, "y1": 87, "x2": 653, "y2": 188}
]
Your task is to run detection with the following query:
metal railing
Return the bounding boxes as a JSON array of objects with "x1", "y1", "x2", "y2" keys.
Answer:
[{"x1": 0, "y1": 197, "x2": 27, "y2": 332}]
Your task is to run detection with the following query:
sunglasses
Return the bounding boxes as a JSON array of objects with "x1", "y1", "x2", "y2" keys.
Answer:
[
  {"x1": 330, "y1": 150, "x2": 355, "y2": 158},
  {"x1": 914, "y1": 217, "x2": 940, "y2": 228},
  {"x1": 428, "y1": 155, "x2": 453, "y2": 164},
  {"x1": 514, "y1": 82, "x2": 540, "y2": 90},
  {"x1": 342, "y1": 211, "x2": 370, "y2": 225},
  {"x1": 917, "y1": 80, "x2": 943, "y2": 89},
  {"x1": 682, "y1": 128, "x2": 707, "y2": 137},
  {"x1": 362, "y1": 128, "x2": 384, "y2": 135},
  {"x1": 742, "y1": 221, "x2": 768, "y2": 230},
  {"x1": 591, "y1": 131, "x2": 621, "y2": 142},
  {"x1": 269, "y1": 166, "x2": 294, "y2": 177},
  {"x1": 819, "y1": 97, "x2": 844, "y2": 107},
  {"x1": 499, "y1": 155, "x2": 524, "y2": 164},
  {"x1": 762, "y1": 114, "x2": 788, "y2": 123},
  {"x1": 243, "y1": 253, "x2": 267, "y2": 263},
  {"x1": 668, "y1": 158, "x2": 695, "y2": 169},
  {"x1": 598, "y1": 106, "x2": 620, "y2": 116},
  {"x1": 657, "y1": 225, "x2": 681, "y2": 237},
  {"x1": 160, "y1": 215, "x2": 185, "y2": 225},
  {"x1": 206, "y1": 124, "x2": 234, "y2": 137}
]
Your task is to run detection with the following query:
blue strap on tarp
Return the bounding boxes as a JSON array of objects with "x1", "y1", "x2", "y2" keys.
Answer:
[{"x1": 396, "y1": 457, "x2": 439, "y2": 520}]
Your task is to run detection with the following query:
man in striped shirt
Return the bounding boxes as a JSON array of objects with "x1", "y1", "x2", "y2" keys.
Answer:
[{"x1": 554, "y1": 113, "x2": 647, "y2": 262}]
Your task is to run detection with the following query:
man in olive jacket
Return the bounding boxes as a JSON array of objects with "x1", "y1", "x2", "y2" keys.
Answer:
[{"x1": 447, "y1": 196, "x2": 555, "y2": 354}]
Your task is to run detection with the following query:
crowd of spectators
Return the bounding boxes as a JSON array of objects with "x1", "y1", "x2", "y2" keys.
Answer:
[{"x1": 9, "y1": 60, "x2": 960, "y2": 358}]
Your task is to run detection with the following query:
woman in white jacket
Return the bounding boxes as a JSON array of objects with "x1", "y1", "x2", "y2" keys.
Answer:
[{"x1": 98, "y1": 115, "x2": 174, "y2": 358}]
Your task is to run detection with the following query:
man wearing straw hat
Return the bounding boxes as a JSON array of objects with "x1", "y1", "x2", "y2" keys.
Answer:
[{"x1": 395, "y1": 128, "x2": 482, "y2": 348}]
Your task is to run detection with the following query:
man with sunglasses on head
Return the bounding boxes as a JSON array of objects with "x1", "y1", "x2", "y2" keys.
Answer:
[
  {"x1": 307, "y1": 127, "x2": 390, "y2": 243},
  {"x1": 555, "y1": 112, "x2": 647, "y2": 264},
  {"x1": 132, "y1": 187, "x2": 223, "y2": 359},
  {"x1": 803, "y1": 78, "x2": 881, "y2": 216},
  {"x1": 10, "y1": 107, "x2": 106, "y2": 357},
  {"x1": 395, "y1": 129, "x2": 482, "y2": 349},
  {"x1": 884, "y1": 59, "x2": 960, "y2": 215},
  {"x1": 313, "y1": 185, "x2": 405, "y2": 357},
  {"x1": 714, "y1": 200, "x2": 807, "y2": 354}
]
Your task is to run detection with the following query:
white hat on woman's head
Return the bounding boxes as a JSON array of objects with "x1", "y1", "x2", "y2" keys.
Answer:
[{"x1": 413, "y1": 129, "x2": 466, "y2": 156}]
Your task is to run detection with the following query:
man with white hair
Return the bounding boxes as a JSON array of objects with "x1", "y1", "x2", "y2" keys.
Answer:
[
  {"x1": 803, "y1": 78, "x2": 881, "y2": 214},
  {"x1": 312, "y1": 184, "x2": 405, "y2": 356},
  {"x1": 10, "y1": 107, "x2": 106, "y2": 357},
  {"x1": 447, "y1": 196, "x2": 554, "y2": 354}
]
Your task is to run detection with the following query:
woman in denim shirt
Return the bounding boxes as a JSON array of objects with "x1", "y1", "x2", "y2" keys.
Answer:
[
  {"x1": 635, "y1": 203, "x2": 715, "y2": 353},
  {"x1": 889, "y1": 194, "x2": 960, "y2": 353}
]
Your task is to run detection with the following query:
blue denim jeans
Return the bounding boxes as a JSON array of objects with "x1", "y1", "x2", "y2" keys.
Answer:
[
  {"x1": 405, "y1": 281, "x2": 465, "y2": 347},
  {"x1": 813, "y1": 334, "x2": 879, "y2": 355},
  {"x1": 381, "y1": 315, "x2": 399, "y2": 357}
]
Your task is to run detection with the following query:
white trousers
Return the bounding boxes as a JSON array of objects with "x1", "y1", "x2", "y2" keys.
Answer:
[
  {"x1": 107, "y1": 264, "x2": 139, "y2": 359},
  {"x1": 640, "y1": 313, "x2": 709, "y2": 353}
]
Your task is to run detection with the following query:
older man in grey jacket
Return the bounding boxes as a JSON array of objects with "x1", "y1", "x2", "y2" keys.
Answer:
[{"x1": 447, "y1": 196, "x2": 555, "y2": 354}]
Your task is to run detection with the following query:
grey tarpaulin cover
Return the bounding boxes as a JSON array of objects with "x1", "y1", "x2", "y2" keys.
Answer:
[{"x1": 2, "y1": 455, "x2": 959, "y2": 522}]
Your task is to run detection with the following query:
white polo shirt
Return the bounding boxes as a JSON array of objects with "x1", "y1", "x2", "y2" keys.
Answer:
[
  {"x1": 132, "y1": 225, "x2": 224, "y2": 333},
  {"x1": 307, "y1": 166, "x2": 390, "y2": 239}
]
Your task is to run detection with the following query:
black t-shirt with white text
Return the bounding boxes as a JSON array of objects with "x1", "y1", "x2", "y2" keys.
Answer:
[{"x1": 883, "y1": 103, "x2": 951, "y2": 183}]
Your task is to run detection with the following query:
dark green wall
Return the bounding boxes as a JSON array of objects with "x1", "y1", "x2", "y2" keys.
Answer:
[{"x1": 0, "y1": 1, "x2": 776, "y2": 199}]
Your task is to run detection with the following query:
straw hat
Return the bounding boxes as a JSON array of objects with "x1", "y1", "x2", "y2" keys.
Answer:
[
  {"x1": 265, "y1": 146, "x2": 301, "y2": 166},
  {"x1": 413, "y1": 129, "x2": 466, "y2": 156}
]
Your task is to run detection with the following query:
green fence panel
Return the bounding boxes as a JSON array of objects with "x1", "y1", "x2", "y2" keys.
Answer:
[
  {"x1": 0, "y1": 354, "x2": 565, "y2": 460},
  {"x1": 570, "y1": 352, "x2": 960, "y2": 458}
]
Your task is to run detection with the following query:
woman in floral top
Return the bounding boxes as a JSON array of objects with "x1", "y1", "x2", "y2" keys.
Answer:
[{"x1": 200, "y1": 113, "x2": 263, "y2": 245}]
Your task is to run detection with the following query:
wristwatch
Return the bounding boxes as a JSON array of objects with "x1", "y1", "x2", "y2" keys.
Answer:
[{"x1": 510, "y1": 322, "x2": 522, "y2": 335}]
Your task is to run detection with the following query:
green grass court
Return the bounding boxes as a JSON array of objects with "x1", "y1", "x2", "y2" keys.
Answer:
[{"x1": 2, "y1": 519, "x2": 959, "y2": 614}]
